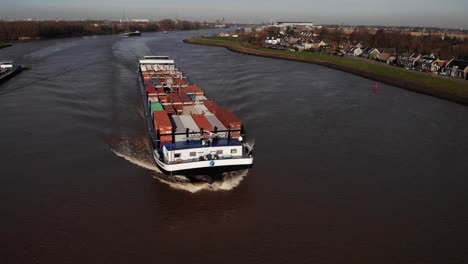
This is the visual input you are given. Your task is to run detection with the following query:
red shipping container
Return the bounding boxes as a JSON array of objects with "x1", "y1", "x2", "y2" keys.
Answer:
[
  {"x1": 146, "y1": 85, "x2": 157, "y2": 95},
  {"x1": 178, "y1": 92, "x2": 193, "y2": 105},
  {"x1": 203, "y1": 101, "x2": 220, "y2": 114},
  {"x1": 173, "y1": 79, "x2": 186, "y2": 85},
  {"x1": 192, "y1": 114, "x2": 214, "y2": 134},
  {"x1": 153, "y1": 110, "x2": 172, "y2": 137},
  {"x1": 156, "y1": 87, "x2": 165, "y2": 95},
  {"x1": 160, "y1": 135, "x2": 172, "y2": 143},
  {"x1": 172, "y1": 104, "x2": 183, "y2": 113},
  {"x1": 163, "y1": 105, "x2": 176, "y2": 115},
  {"x1": 158, "y1": 95, "x2": 168, "y2": 103},
  {"x1": 187, "y1": 84, "x2": 204, "y2": 95},
  {"x1": 168, "y1": 93, "x2": 182, "y2": 104},
  {"x1": 214, "y1": 107, "x2": 241, "y2": 131}
]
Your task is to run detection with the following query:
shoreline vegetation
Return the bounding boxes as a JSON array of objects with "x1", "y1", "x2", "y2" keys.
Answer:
[
  {"x1": 185, "y1": 36, "x2": 468, "y2": 106},
  {"x1": 0, "y1": 20, "x2": 220, "y2": 42}
]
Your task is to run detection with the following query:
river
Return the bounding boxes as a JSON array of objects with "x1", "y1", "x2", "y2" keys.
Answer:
[{"x1": 1, "y1": 29, "x2": 468, "y2": 263}]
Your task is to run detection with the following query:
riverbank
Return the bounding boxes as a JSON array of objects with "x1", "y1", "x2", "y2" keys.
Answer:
[
  {"x1": 184, "y1": 36, "x2": 468, "y2": 106},
  {"x1": 0, "y1": 43, "x2": 12, "y2": 49}
]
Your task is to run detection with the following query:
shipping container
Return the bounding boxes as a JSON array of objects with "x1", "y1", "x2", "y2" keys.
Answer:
[
  {"x1": 214, "y1": 108, "x2": 242, "y2": 137},
  {"x1": 153, "y1": 110, "x2": 172, "y2": 143},
  {"x1": 152, "y1": 78, "x2": 162, "y2": 85},
  {"x1": 195, "y1": 95, "x2": 208, "y2": 102},
  {"x1": 170, "y1": 115, "x2": 187, "y2": 142},
  {"x1": 187, "y1": 94, "x2": 195, "y2": 101},
  {"x1": 179, "y1": 115, "x2": 200, "y2": 134},
  {"x1": 172, "y1": 104, "x2": 183, "y2": 114},
  {"x1": 148, "y1": 96, "x2": 159, "y2": 103},
  {"x1": 205, "y1": 114, "x2": 228, "y2": 137},
  {"x1": 203, "y1": 101, "x2": 220, "y2": 114},
  {"x1": 187, "y1": 84, "x2": 204, "y2": 95},
  {"x1": 173, "y1": 79, "x2": 186, "y2": 85},
  {"x1": 178, "y1": 92, "x2": 193, "y2": 105},
  {"x1": 158, "y1": 95, "x2": 168, "y2": 103},
  {"x1": 182, "y1": 105, "x2": 200, "y2": 115},
  {"x1": 163, "y1": 105, "x2": 176, "y2": 115},
  {"x1": 150, "y1": 102, "x2": 164, "y2": 113},
  {"x1": 214, "y1": 107, "x2": 241, "y2": 130},
  {"x1": 168, "y1": 93, "x2": 182, "y2": 104},
  {"x1": 156, "y1": 87, "x2": 165, "y2": 95},
  {"x1": 192, "y1": 114, "x2": 214, "y2": 134},
  {"x1": 146, "y1": 85, "x2": 157, "y2": 96},
  {"x1": 194, "y1": 104, "x2": 211, "y2": 114}
]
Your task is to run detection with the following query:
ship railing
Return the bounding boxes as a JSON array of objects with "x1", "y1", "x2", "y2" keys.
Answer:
[{"x1": 164, "y1": 153, "x2": 250, "y2": 165}]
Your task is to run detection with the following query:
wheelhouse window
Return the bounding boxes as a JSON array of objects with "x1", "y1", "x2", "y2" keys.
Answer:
[
  {"x1": 216, "y1": 150, "x2": 223, "y2": 155},
  {"x1": 231, "y1": 149, "x2": 237, "y2": 154},
  {"x1": 175, "y1": 153, "x2": 181, "y2": 158},
  {"x1": 190, "y1": 152, "x2": 196, "y2": 157}
]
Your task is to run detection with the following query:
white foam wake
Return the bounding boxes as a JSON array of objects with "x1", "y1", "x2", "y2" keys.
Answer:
[
  {"x1": 154, "y1": 169, "x2": 249, "y2": 193},
  {"x1": 110, "y1": 136, "x2": 249, "y2": 193},
  {"x1": 111, "y1": 149, "x2": 160, "y2": 172}
]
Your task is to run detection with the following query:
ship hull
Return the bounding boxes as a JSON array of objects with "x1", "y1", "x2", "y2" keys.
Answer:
[
  {"x1": 0, "y1": 65, "x2": 22, "y2": 84},
  {"x1": 153, "y1": 151, "x2": 253, "y2": 172}
]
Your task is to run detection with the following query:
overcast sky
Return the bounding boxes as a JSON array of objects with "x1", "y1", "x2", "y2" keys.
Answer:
[{"x1": 1, "y1": 0, "x2": 467, "y2": 28}]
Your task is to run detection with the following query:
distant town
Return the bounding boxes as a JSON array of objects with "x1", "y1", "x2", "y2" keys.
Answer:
[{"x1": 220, "y1": 22, "x2": 468, "y2": 81}]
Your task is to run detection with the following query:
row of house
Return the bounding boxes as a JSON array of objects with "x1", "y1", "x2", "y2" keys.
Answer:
[
  {"x1": 262, "y1": 32, "x2": 468, "y2": 80},
  {"x1": 343, "y1": 42, "x2": 468, "y2": 80}
]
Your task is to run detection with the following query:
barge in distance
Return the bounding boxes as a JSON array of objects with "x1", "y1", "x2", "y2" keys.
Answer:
[
  {"x1": 122, "y1": 31, "x2": 141, "y2": 37},
  {"x1": 137, "y1": 56, "x2": 254, "y2": 177},
  {"x1": 0, "y1": 60, "x2": 22, "y2": 84}
]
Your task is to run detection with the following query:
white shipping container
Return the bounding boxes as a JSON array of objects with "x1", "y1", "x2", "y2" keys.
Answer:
[
  {"x1": 195, "y1": 95, "x2": 208, "y2": 102},
  {"x1": 148, "y1": 96, "x2": 159, "y2": 102},
  {"x1": 182, "y1": 105, "x2": 200, "y2": 115},
  {"x1": 205, "y1": 114, "x2": 228, "y2": 137},
  {"x1": 170, "y1": 116, "x2": 187, "y2": 142},
  {"x1": 179, "y1": 115, "x2": 200, "y2": 134},
  {"x1": 194, "y1": 104, "x2": 211, "y2": 114}
]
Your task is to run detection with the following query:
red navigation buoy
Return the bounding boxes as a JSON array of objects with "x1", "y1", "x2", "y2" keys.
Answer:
[{"x1": 373, "y1": 83, "x2": 378, "y2": 93}]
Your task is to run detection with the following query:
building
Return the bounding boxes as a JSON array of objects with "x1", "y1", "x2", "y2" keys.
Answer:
[
  {"x1": 360, "y1": 48, "x2": 381, "y2": 59},
  {"x1": 431, "y1": 59, "x2": 447, "y2": 74},
  {"x1": 273, "y1": 22, "x2": 320, "y2": 31},
  {"x1": 131, "y1": 19, "x2": 150, "y2": 23},
  {"x1": 444, "y1": 59, "x2": 468, "y2": 79},
  {"x1": 415, "y1": 54, "x2": 436, "y2": 72},
  {"x1": 397, "y1": 53, "x2": 421, "y2": 69},
  {"x1": 265, "y1": 36, "x2": 282, "y2": 45}
]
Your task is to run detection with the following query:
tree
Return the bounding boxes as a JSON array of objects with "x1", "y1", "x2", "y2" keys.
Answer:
[{"x1": 159, "y1": 19, "x2": 175, "y2": 30}]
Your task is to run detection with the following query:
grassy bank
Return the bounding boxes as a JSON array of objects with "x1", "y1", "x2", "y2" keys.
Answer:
[
  {"x1": 0, "y1": 43, "x2": 12, "y2": 49},
  {"x1": 184, "y1": 36, "x2": 468, "y2": 106}
]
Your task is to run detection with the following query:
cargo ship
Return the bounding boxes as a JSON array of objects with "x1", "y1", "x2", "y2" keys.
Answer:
[
  {"x1": 122, "y1": 31, "x2": 141, "y2": 37},
  {"x1": 0, "y1": 60, "x2": 22, "y2": 84},
  {"x1": 138, "y1": 56, "x2": 254, "y2": 177}
]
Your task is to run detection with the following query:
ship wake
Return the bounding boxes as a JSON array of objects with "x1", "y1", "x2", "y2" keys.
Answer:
[
  {"x1": 108, "y1": 135, "x2": 249, "y2": 193},
  {"x1": 154, "y1": 169, "x2": 249, "y2": 193}
]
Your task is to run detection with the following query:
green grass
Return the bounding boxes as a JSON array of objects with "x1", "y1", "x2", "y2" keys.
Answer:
[{"x1": 187, "y1": 36, "x2": 468, "y2": 102}]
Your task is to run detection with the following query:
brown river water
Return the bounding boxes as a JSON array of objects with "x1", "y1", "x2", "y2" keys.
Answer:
[{"x1": 1, "y1": 29, "x2": 468, "y2": 263}]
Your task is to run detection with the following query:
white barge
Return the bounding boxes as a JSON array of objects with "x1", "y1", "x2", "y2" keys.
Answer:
[
  {"x1": 0, "y1": 60, "x2": 22, "y2": 83},
  {"x1": 137, "y1": 56, "x2": 253, "y2": 176}
]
